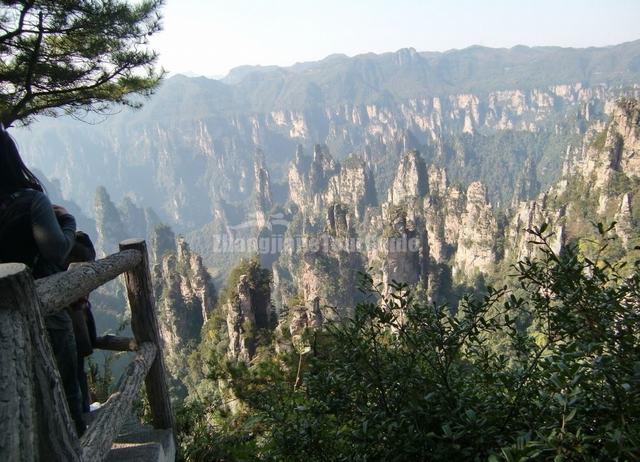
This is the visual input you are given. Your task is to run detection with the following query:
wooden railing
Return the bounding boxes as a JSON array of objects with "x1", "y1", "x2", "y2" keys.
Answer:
[{"x1": 0, "y1": 239, "x2": 174, "y2": 462}]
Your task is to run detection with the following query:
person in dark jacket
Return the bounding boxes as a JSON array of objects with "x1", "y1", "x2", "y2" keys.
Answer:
[
  {"x1": 0, "y1": 124, "x2": 85, "y2": 435},
  {"x1": 65, "y1": 231, "x2": 98, "y2": 414}
]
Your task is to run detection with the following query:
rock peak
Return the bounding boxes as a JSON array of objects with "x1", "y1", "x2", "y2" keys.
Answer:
[{"x1": 387, "y1": 150, "x2": 428, "y2": 205}]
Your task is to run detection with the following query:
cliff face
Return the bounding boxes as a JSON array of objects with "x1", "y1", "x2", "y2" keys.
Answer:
[
  {"x1": 16, "y1": 60, "x2": 640, "y2": 230},
  {"x1": 607, "y1": 99, "x2": 640, "y2": 177},
  {"x1": 271, "y1": 99, "x2": 640, "y2": 315},
  {"x1": 289, "y1": 144, "x2": 340, "y2": 220},
  {"x1": 94, "y1": 186, "x2": 160, "y2": 256},
  {"x1": 380, "y1": 206, "x2": 429, "y2": 291},
  {"x1": 616, "y1": 192, "x2": 634, "y2": 246},
  {"x1": 376, "y1": 151, "x2": 496, "y2": 291},
  {"x1": 387, "y1": 150, "x2": 428, "y2": 205},
  {"x1": 92, "y1": 188, "x2": 216, "y2": 392},
  {"x1": 453, "y1": 182, "x2": 496, "y2": 278},
  {"x1": 275, "y1": 146, "x2": 489, "y2": 312},
  {"x1": 576, "y1": 99, "x2": 640, "y2": 186},
  {"x1": 325, "y1": 159, "x2": 377, "y2": 221},
  {"x1": 225, "y1": 262, "x2": 271, "y2": 363},
  {"x1": 254, "y1": 150, "x2": 273, "y2": 230},
  {"x1": 505, "y1": 193, "x2": 566, "y2": 262},
  {"x1": 153, "y1": 232, "x2": 216, "y2": 370},
  {"x1": 226, "y1": 275, "x2": 258, "y2": 363},
  {"x1": 94, "y1": 187, "x2": 128, "y2": 256},
  {"x1": 505, "y1": 99, "x2": 640, "y2": 265}
]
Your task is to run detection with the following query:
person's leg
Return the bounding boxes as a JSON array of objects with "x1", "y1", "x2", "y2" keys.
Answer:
[
  {"x1": 77, "y1": 355, "x2": 91, "y2": 413},
  {"x1": 47, "y1": 327, "x2": 86, "y2": 436}
]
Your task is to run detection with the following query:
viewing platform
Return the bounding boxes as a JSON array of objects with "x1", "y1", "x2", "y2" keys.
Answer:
[{"x1": 0, "y1": 239, "x2": 176, "y2": 462}]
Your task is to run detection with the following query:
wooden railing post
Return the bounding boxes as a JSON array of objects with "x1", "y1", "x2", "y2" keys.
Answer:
[
  {"x1": 0, "y1": 263, "x2": 36, "y2": 461},
  {"x1": 119, "y1": 239, "x2": 175, "y2": 434},
  {"x1": 0, "y1": 263, "x2": 81, "y2": 462}
]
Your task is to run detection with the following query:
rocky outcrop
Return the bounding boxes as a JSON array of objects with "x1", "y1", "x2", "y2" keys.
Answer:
[
  {"x1": 289, "y1": 144, "x2": 377, "y2": 226},
  {"x1": 288, "y1": 299, "x2": 322, "y2": 350},
  {"x1": 325, "y1": 203, "x2": 353, "y2": 237},
  {"x1": 454, "y1": 182, "x2": 497, "y2": 278},
  {"x1": 226, "y1": 275, "x2": 259, "y2": 363},
  {"x1": 505, "y1": 99, "x2": 640, "y2": 262},
  {"x1": 254, "y1": 150, "x2": 273, "y2": 230},
  {"x1": 150, "y1": 224, "x2": 177, "y2": 264},
  {"x1": 611, "y1": 99, "x2": 640, "y2": 176},
  {"x1": 381, "y1": 206, "x2": 429, "y2": 291},
  {"x1": 94, "y1": 186, "x2": 128, "y2": 256},
  {"x1": 574, "y1": 99, "x2": 640, "y2": 188},
  {"x1": 505, "y1": 193, "x2": 565, "y2": 262},
  {"x1": 152, "y1": 231, "x2": 216, "y2": 373},
  {"x1": 324, "y1": 156, "x2": 377, "y2": 221},
  {"x1": 616, "y1": 193, "x2": 634, "y2": 246},
  {"x1": 309, "y1": 144, "x2": 339, "y2": 193},
  {"x1": 225, "y1": 262, "x2": 271, "y2": 362},
  {"x1": 294, "y1": 247, "x2": 364, "y2": 322},
  {"x1": 387, "y1": 150, "x2": 427, "y2": 205},
  {"x1": 94, "y1": 186, "x2": 160, "y2": 256}
]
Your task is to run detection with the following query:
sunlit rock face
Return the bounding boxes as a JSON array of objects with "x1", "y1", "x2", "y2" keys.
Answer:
[
  {"x1": 226, "y1": 273, "x2": 270, "y2": 363},
  {"x1": 611, "y1": 99, "x2": 640, "y2": 177},
  {"x1": 503, "y1": 99, "x2": 640, "y2": 264},
  {"x1": 453, "y1": 182, "x2": 497, "y2": 278},
  {"x1": 18, "y1": 46, "x2": 640, "y2": 346},
  {"x1": 277, "y1": 97, "x2": 640, "y2": 314},
  {"x1": 254, "y1": 150, "x2": 273, "y2": 230},
  {"x1": 616, "y1": 193, "x2": 634, "y2": 246},
  {"x1": 152, "y1": 230, "x2": 216, "y2": 374},
  {"x1": 387, "y1": 150, "x2": 428, "y2": 206},
  {"x1": 226, "y1": 275, "x2": 258, "y2": 363},
  {"x1": 16, "y1": 42, "x2": 640, "y2": 232}
]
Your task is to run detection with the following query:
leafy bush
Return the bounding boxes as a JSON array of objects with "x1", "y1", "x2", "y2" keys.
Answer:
[{"x1": 178, "y1": 225, "x2": 640, "y2": 461}]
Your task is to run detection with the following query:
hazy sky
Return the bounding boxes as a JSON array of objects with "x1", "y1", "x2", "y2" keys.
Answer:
[{"x1": 151, "y1": 0, "x2": 640, "y2": 77}]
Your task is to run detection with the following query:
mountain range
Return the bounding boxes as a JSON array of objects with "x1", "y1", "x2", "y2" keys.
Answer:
[
  {"x1": 10, "y1": 42, "x2": 640, "y2": 386},
  {"x1": 14, "y1": 41, "x2": 640, "y2": 225}
]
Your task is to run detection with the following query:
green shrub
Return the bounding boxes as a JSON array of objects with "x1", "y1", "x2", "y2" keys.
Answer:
[{"x1": 178, "y1": 224, "x2": 640, "y2": 461}]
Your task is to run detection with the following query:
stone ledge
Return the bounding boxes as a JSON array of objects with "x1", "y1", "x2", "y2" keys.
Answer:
[{"x1": 106, "y1": 428, "x2": 175, "y2": 462}]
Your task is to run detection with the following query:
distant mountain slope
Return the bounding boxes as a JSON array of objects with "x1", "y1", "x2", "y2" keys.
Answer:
[
  {"x1": 12, "y1": 41, "x2": 640, "y2": 231},
  {"x1": 221, "y1": 41, "x2": 640, "y2": 110},
  {"x1": 110, "y1": 40, "x2": 640, "y2": 120}
]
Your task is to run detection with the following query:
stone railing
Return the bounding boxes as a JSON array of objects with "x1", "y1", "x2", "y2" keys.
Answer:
[{"x1": 0, "y1": 239, "x2": 174, "y2": 462}]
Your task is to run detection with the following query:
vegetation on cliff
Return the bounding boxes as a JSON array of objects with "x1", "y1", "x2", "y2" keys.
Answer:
[{"x1": 176, "y1": 224, "x2": 640, "y2": 461}]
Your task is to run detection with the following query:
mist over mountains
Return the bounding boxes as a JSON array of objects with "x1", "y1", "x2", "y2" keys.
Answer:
[
  {"x1": 14, "y1": 40, "x2": 640, "y2": 232},
  {"x1": 4, "y1": 0, "x2": 640, "y2": 455},
  {"x1": 220, "y1": 40, "x2": 640, "y2": 106},
  {"x1": 11, "y1": 37, "x2": 640, "y2": 458}
]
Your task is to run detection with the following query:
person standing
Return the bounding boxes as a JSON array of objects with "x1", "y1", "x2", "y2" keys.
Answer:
[
  {"x1": 0, "y1": 124, "x2": 85, "y2": 435},
  {"x1": 65, "y1": 231, "x2": 98, "y2": 414}
]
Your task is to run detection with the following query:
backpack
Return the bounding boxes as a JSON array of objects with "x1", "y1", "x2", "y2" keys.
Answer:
[
  {"x1": 0, "y1": 190, "x2": 42, "y2": 274},
  {"x1": 69, "y1": 298, "x2": 97, "y2": 357}
]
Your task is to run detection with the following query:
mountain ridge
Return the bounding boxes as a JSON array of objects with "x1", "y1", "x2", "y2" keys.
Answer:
[
  {"x1": 13, "y1": 40, "x2": 640, "y2": 233},
  {"x1": 210, "y1": 39, "x2": 640, "y2": 111}
]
